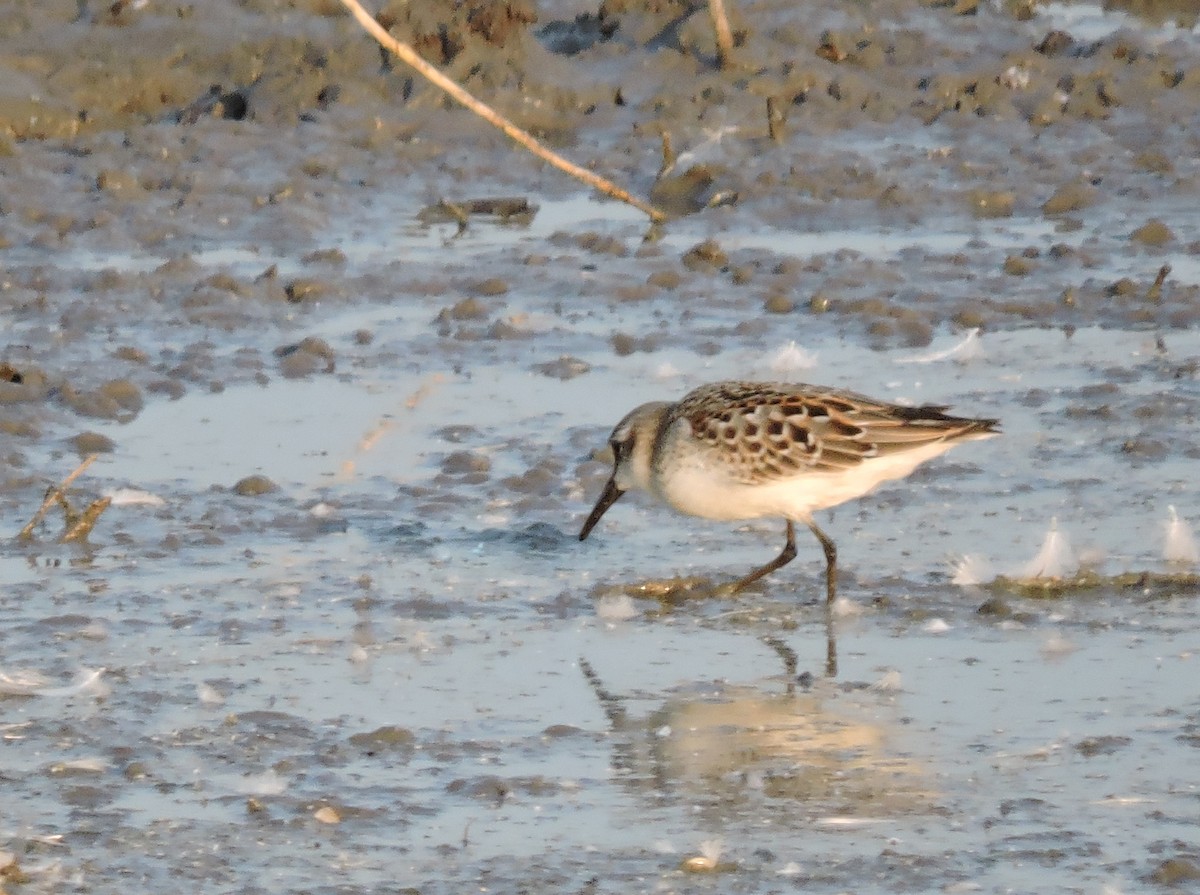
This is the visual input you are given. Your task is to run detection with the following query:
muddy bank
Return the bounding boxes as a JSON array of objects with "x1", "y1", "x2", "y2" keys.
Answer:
[{"x1": 2, "y1": 1, "x2": 1199, "y2": 467}]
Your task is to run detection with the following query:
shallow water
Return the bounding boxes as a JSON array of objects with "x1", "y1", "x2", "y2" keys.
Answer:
[{"x1": 5, "y1": 241, "x2": 1198, "y2": 892}]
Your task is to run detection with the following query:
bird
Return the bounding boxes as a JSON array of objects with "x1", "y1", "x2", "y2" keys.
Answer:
[{"x1": 579, "y1": 380, "x2": 998, "y2": 603}]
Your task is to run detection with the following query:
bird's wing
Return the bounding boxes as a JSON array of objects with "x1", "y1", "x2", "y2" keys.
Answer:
[{"x1": 680, "y1": 381, "x2": 995, "y2": 485}]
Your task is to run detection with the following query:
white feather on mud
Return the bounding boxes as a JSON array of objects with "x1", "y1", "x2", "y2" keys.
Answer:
[
  {"x1": 767, "y1": 340, "x2": 818, "y2": 375},
  {"x1": 0, "y1": 667, "x2": 107, "y2": 698},
  {"x1": 895, "y1": 328, "x2": 983, "y2": 365},
  {"x1": 1015, "y1": 519, "x2": 1077, "y2": 580},
  {"x1": 1163, "y1": 506, "x2": 1198, "y2": 564},
  {"x1": 103, "y1": 487, "x2": 166, "y2": 507},
  {"x1": 950, "y1": 553, "x2": 994, "y2": 586}
]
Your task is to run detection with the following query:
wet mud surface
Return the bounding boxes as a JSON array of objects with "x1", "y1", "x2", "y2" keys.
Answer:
[{"x1": 2, "y1": 1, "x2": 1200, "y2": 892}]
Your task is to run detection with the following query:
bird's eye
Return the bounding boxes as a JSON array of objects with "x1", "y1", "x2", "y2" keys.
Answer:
[{"x1": 611, "y1": 436, "x2": 633, "y2": 461}]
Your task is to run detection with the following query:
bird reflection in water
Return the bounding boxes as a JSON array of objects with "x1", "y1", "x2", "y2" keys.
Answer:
[{"x1": 579, "y1": 657, "x2": 933, "y2": 822}]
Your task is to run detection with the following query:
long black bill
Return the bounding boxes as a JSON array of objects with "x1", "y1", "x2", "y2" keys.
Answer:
[{"x1": 579, "y1": 476, "x2": 625, "y2": 541}]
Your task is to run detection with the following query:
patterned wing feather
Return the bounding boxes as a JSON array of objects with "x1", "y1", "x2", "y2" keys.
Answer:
[{"x1": 677, "y1": 381, "x2": 997, "y2": 485}]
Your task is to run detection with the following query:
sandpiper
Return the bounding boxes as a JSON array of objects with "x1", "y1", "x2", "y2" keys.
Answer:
[{"x1": 579, "y1": 380, "x2": 998, "y2": 602}]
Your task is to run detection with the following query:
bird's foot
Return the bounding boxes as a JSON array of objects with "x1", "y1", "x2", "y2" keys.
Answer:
[{"x1": 707, "y1": 581, "x2": 744, "y2": 600}]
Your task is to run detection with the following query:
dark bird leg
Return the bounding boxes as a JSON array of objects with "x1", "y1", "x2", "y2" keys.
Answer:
[
  {"x1": 729, "y1": 520, "x2": 797, "y2": 593},
  {"x1": 807, "y1": 521, "x2": 838, "y2": 605},
  {"x1": 806, "y1": 520, "x2": 844, "y2": 671},
  {"x1": 729, "y1": 519, "x2": 838, "y2": 607},
  {"x1": 749, "y1": 520, "x2": 840, "y2": 680}
]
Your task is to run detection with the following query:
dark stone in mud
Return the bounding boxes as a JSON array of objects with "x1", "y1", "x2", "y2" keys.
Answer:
[
  {"x1": 1035, "y1": 30, "x2": 1075, "y2": 57},
  {"x1": 1106, "y1": 278, "x2": 1139, "y2": 297},
  {"x1": 647, "y1": 269, "x2": 684, "y2": 291},
  {"x1": 681, "y1": 239, "x2": 728, "y2": 272},
  {"x1": 541, "y1": 724, "x2": 584, "y2": 738},
  {"x1": 976, "y1": 595, "x2": 1011, "y2": 617},
  {"x1": 233, "y1": 475, "x2": 278, "y2": 496},
  {"x1": 113, "y1": 346, "x2": 150, "y2": 365},
  {"x1": 1120, "y1": 437, "x2": 1167, "y2": 460},
  {"x1": 809, "y1": 293, "x2": 833, "y2": 314},
  {"x1": 532, "y1": 355, "x2": 591, "y2": 379},
  {"x1": 650, "y1": 166, "x2": 724, "y2": 216},
  {"x1": 998, "y1": 797, "x2": 1048, "y2": 818},
  {"x1": 435, "y1": 425, "x2": 482, "y2": 443},
  {"x1": 274, "y1": 337, "x2": 335, "y2": 377},
  {"x1": 68, "y1": 432, "x2": 116, "y2": 456},
  {"x1": 612, "y1": 282, "x2": 655, "y2": 302},
  {"x1": 472, "y1": 277, "x2": 510, "y2": 296},
  {"x1": 610, "y1": 332, "x2": 658, "y2": 355},
  {"x1": 764, "y1": 293, "x2": 795, "y2": 314},
  {"x1": 59, "y1": 379, "x2": 143, "y2": 421},
  {"x1": 729, "y1": 263, "x2": 755, "y2": 285},
  {"x1": 349, "y1": 725, "x2": 416, "y2": 753},
  {"x1": 1074, "y1": 735, "x2": 1132, "y2": 757},
  {"x1": 485, "y1": 319, "x2": 528, "y2": 340},
  {"x1": 1003, "y1": 255, "x2": 1034, "y2": 276},
  {"x1": 1130, "y1": 219, "x2": 1173, "y2": 247},
  {"x1": 0, "y1": 367, "x2": 51, "y2": 404},
  {"x1": 967, "y1": 189, "x2": 1015, "y2": 219},
  {"x1": 501, "y1": 463, "x2": 560, "y2": 496},
  {"x1": 146, "y1": 379, "x2": 187, "y2": 400},
  {"x1": 58, "y1": 785, "x2": 113, "y2": 810},
  {"x1": 446, "y1": 773, "x2": 561, "y2": 802},
  {"x1": 1149, "y1": 857, "x2": 1200, "y2": 885},
  {"x1": 441, "y1": 451, "x2": 492, "y2": 476},
  {"x1": 284, "y1": 278, "x2": 332, "y2": 303},
  {"x1": 1042, "y1": 183, "x2": 1097, "y2": 216},
  {"x1": 443, "y1": 297, "x2": 490, "y2": 320},
  {"x1": 575, "y1": 232, "x2": 627, "y2": 256},
  {"x1": 301, "y1": 247, "x2": 348, "y2": 266},
  {"x1": 0, "y1": 416, "x2": 39, "y2": 440},
  {"x1": 619, "y1": 280, "x2": 657, "y2": 301},
  {"x1": 511, "y1": 521, "x2": 569, "y2": 551}
]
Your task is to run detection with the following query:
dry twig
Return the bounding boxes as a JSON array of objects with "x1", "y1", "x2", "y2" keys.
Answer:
[
  {"x1": 17, "y1": 455, "x2": 98, "y2": 542},
  {"x1": 708, "y1": 0, "x2": 735, "y2": 69},
  {"x1": 766, "y1": 96, "x2": 784, "y2": 142},
  {"x1": 658, "y1": 130, "x2": 676, "y2": 178},
  {"x1": 337, "y1": 0, "x2": 666, "y2": 223},
  {"x1": 60, "y1": 497, "x2": 112, "y2": 544}
]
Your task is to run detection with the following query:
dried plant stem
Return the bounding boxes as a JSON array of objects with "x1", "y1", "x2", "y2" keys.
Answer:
[
  {"x1": 337, "y1": 0, "x2": 666, "y2": 223},
  {"x1": 60, "y1": 497, "x2": 112, "y2": 544},
  {"x1": 17, "y1": 454, "x2": 98, "y2": 542},
  {"x1": 337, "y1": 373, "x2": 447, "y2": 482},
  {"x1": 658, "y1": 130, "x2": 675, "y2": 177},
  {"x1": 766, "y1": 96, "x2": 783, "y2": 142},
  {"x1": 708, "y1": 0, "x2": 735, "y2": 69},
  {"x1": 1147, "y1": 263, "x2": 1170, "y2": 301}
]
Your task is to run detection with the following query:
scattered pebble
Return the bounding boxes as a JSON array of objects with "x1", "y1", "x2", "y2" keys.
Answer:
[
  {"x1": 232, "y1": 475, "x2": 278, "y2": 496},
  {"x1": 313, "y1": 806, "x2": 341, "y2": 824}
]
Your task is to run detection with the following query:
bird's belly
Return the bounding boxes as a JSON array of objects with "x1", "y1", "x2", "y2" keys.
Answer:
[
  {"x1": 654, "y1": 466, "x2": 815, "y2": 521},
  {"x1": 654, "y1": 442, "x2": 958, "y2": 522}
]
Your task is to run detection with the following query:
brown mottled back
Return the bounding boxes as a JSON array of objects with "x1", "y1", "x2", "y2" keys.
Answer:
[{"x1": 668, "y1": 381, "x2": 998, "y2": 485}]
